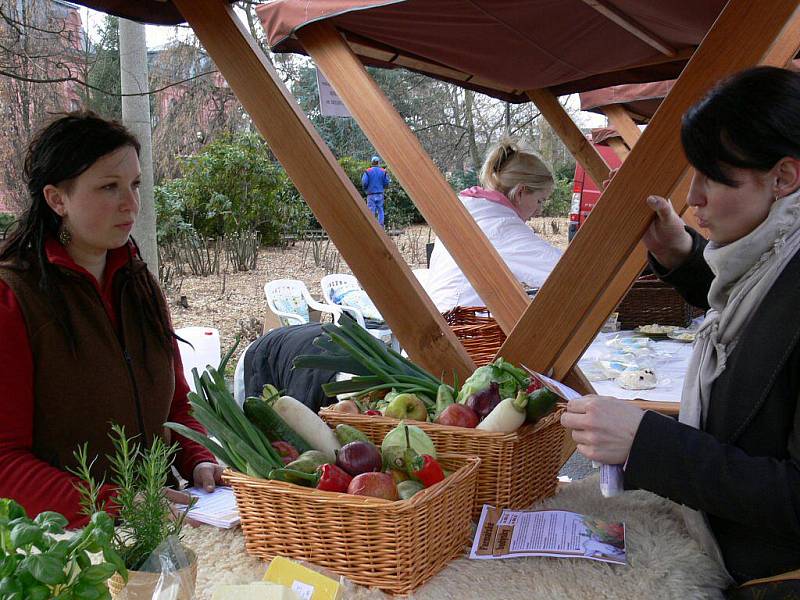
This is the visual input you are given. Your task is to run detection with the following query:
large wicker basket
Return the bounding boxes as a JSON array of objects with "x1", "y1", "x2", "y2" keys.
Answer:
[
  {"x1": 443, "y1": 306, "x2": 506, "y2": 366},
  {"x1": 616, "y1": 275, "x2": 704, "y2": 330},
  {"x1": 224, "y1": 453, "x2": 479, "y2": 595},
  {"x1": 320, "y1": 408, "x2": 565, "y2": 520}
]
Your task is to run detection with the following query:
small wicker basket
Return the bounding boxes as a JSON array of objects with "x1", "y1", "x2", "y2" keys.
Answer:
[
  {"x1": 224, "y1": 453, "x2": 480, "y2": 595},
  {"x1": 443, "y1": 306, "x2": 506, "y2": 366},
  {"x1": 320, "y1": 408, "x2": 565, "y2": 520}
]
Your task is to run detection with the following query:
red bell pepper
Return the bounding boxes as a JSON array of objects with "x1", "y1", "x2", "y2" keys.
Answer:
[
  {"x1": 409, "y1": 454, "x2": 445, "y2": 487},
  {"x1": 316, "y1": 464, "x2": 353, "y2": 493},
  {"x1": 269, "y1": 463, "x2": 352, "y2": 493}
]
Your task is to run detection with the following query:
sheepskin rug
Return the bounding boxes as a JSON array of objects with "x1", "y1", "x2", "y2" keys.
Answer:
[{"x1": 182, "y1": 475, "x2": 730, "y2": 599}]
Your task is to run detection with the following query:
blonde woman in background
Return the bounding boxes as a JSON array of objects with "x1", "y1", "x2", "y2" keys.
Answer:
[{"x1": 425, "y1": 138, "x2": 562, "y2": 312}]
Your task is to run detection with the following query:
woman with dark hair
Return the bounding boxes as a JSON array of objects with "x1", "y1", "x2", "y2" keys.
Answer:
[
  {"x1": 0, "y1": 112, "x2": 222, "y2": 526},
  {"x1": 562, "y1": 66, "x2": 800, "y2": 589}
]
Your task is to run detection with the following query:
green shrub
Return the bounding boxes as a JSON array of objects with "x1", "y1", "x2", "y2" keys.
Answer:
[
  {"x1": 447, "y1": 169, "x2": 479, "y2": 192},
  {"x1": 337, "y1": 156, "x2": 422, "y2": 229},
  {"x1": 542, "y1": 175, "x2": 572, "y2": 217},
  {"x1": 154, "y1": 133, "x2": 311, "y2": 245}
]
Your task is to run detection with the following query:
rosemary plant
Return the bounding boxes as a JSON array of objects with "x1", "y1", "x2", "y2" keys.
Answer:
[{"x1": 71, "y1": 424, "x2": 190, "y2": 571}]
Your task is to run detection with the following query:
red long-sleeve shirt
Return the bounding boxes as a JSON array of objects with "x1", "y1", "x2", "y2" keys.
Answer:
[{"x1": 0, "y1": 241, "x2": 214, "y2": 526}]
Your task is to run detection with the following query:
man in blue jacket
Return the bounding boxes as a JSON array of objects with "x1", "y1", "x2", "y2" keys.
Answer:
[{"x1": 361, "y1": 155, "x2": 391, "y2": 226}]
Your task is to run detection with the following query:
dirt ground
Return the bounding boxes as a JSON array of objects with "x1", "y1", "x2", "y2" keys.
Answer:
[{"x1": 166, "y1": 218, "x2": 569, "y2": 367}]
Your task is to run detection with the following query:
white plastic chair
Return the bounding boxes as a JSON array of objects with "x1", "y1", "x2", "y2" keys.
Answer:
[
  {"x1": 320, "y1": 274, "x2": 370, "y2": 327},
  {"x1": 320, "y1": 273, "x2": 399, "y2": 351},
  {"x1": 175, "y1": 326, "x2": 221, "y2": 393},
  {"x1": 264, "y1": 278, "x2": 342, "y2": 327}
]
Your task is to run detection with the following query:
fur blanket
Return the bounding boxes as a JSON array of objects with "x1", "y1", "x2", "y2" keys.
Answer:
[{"x1": 182, "y1": 475, "x2": 730, "y2": 599}]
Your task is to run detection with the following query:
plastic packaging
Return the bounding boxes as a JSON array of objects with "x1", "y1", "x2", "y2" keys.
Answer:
[{"x1": 110, "y1": 536, "x2": 197, "y2": 600}]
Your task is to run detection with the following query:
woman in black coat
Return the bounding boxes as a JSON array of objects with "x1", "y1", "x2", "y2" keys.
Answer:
[{"x1": 561, "y1": 66, "x2": 800, "y2": 591}]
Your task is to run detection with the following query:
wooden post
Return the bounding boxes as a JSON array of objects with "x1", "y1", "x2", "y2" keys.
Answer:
[
  {"x1": 499, "y1": 0, "x2": 800, "y2": 376},
  {"x1": 299, "y1": 23, "x2": 530, "y2": 334},
  {"x1": 300, "y1": 23, "x2": 597, "y2": 397},
  {"x1": 606, "y1": 137, "x2": 630, "y2": 161},
  {"x1": 527, "y1": 88, "x2": 611, "y2": 189},
  {"x1": 173, "y1": 0, "x2": 476, "y2": 379},
  {"x1": 602, "y1": 105, "x2": 642, "y2": 148}
]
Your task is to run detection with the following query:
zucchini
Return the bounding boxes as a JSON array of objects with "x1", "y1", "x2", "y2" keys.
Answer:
[{"x1": 243, "y1": 397, "x2": 314, "y2": 454}]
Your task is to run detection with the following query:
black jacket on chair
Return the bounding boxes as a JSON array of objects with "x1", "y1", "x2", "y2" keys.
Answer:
[
  {"x1": 624, "y1": 228, "x2": 800, "y2": 583},
  {"x1": 243, "y1": 323, "x2": 337, "y2": 412}
]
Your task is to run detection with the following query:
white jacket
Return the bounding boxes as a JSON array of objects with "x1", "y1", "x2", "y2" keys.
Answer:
[{"x1": 425, "y1": 194, "x2": 562, "y2": 312}]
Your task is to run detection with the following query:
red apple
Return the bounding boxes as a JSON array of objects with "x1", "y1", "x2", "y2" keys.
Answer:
[
  {"x1": 331, "y1": 400, "x2": 360, "y2": 414},
  {"x1": 383, "y1": 393, "x2": 428, "y2": 422},
  {"x1": 435, "y1": 403, "x2": 480, "y2": 428},
  {"x1": 347, "y1": 472, "x2": 399, "y2": 501}
]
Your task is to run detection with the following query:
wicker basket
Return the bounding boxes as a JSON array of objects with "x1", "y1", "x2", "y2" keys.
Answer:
[
  {"x1": 224, "y1": 453, "x2": 479, "y2": 595},
  {"x1": 320, "y1": 408, "x2": 565, "y2": 520},
  {"x1": 616, "y1": 275, "x2": 702, "y2": 330},
  {"x1": 443, "y1": 306, "x2": 506, "y2": 366}
]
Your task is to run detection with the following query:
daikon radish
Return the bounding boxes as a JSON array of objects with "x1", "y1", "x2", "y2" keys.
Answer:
[
  {"x1": 272, "y1": 395, "x2": 341, "y2": 460},
  {"x1": 475, "y1": 391, "x2": 528, "y2": 433}
]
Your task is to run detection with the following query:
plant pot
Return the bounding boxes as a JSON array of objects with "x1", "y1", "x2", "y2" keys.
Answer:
[{"x1": 107, "y1": 548, "x2": 197, "y2": 600}]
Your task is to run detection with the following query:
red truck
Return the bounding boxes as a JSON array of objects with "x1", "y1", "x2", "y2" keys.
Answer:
[{"x1": 568, "y1": 140, "x2": 623, "y2": 241}]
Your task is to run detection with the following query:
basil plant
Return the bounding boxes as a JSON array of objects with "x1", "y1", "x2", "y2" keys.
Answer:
[{"x1": 0, "y1": 498, "x2": 126, "y2": 600}]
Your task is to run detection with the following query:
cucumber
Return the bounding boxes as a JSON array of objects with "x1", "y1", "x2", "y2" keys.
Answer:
[
  {"x1": 243, "y1": 397, "x2": 314, "y2": 454},
  {"x1": 526, "y1": 388, "x2": 559, "y2": 423},
  {"x1": 334, "y1": 424, "x2": 371, "y2": 445}
]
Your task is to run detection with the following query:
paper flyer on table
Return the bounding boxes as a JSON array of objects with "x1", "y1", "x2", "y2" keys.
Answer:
[
  {"x1": 470, "y1": 505, "x2": 627, "y2": 565},
  {"x1": 175, "y1": 486, "x2": 240, "y2": 528}
]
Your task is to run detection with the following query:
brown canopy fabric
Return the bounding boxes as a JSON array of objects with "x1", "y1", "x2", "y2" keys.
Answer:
[
  {"x1": 579, "y1": 80, "x2": 675, "y2": 123},
  {"x1": 256, "y1": 0, "x2": 728, "y2": 102},
  {"x1": 590, "y1": 127, "x2": 623, "y2": 146},
  {"x1": 68, "y1": 1, "x2": 234, "y2": 26}
]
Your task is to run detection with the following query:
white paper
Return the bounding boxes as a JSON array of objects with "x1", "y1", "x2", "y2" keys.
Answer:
[
  {"x1": 316, "y1": 68, "x2": 352, "y2": 118},
  {"x1": 175, "y1": 486, "x2": 240, "y2": 529},
  {"x1": 470, "y1": 505, "x2": 626, "y2": 565},
  {"x1": 530, "y1": 371, "x2": 583, "y2": 401}
]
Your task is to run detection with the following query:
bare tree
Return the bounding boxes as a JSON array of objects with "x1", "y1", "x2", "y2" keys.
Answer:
[{"x1": 0, "y1": 0, "x2": 88, "y2": 210}]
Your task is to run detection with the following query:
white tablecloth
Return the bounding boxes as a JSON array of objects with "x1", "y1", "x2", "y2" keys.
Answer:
[{"x1": 578, "y1": 330, "x2": 696, "y2": 403}]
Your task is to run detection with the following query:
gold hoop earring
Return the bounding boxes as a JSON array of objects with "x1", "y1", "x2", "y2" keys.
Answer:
[{"x1": 58, "y1": 225, "x2": 72, "y2": 246}]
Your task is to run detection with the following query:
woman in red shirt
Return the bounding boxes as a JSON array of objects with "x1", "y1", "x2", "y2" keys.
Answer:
[{"x1": 0, "y1": 112, "x2": 220, "y2": 526}]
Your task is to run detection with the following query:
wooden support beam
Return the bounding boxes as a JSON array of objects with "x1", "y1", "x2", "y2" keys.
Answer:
[
  {"x1": 500, "y1": 0, "x2": 800, "y2": 378},
  {"x1": 299, "y1": 22, "x2": 530, "y2": 334},
  {"x1": 527, "y1": 88, "x2": 611, "y2": 189},
  {"x1": 173, "y1": 0, "x2": 476, "y2": 380},
  {"x1": 602, "y1": 105, "x2": 642, "y2": 148},
  {"x1": 552, "y1": 171, "x2": 692, "y2": 381},
  {"x1": 581, "y1": 0, "x2": 677, "y2": 57},
  {"x1": 606, "y1": 137, "x2": 630, "y2": 161}
]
